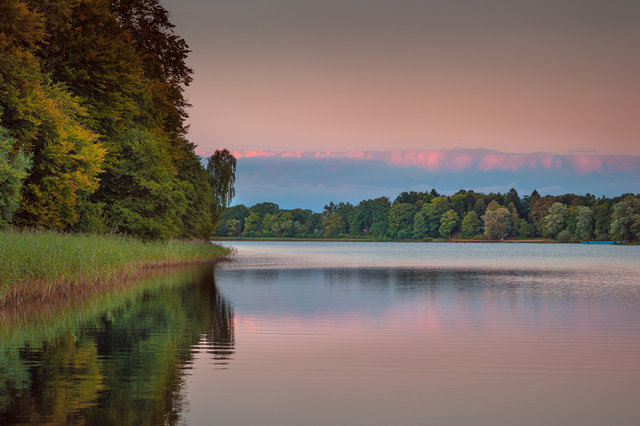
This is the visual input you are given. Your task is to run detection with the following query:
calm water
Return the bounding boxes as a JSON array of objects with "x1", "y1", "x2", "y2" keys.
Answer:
[{"x1": 1, "y1": 242, "x2": 640, "y2": 425}]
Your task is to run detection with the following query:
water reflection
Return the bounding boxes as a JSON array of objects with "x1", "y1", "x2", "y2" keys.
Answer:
[
  {"x1": 192, "y1": 243, "x2": 640, "y2": 426},
  {"x1": 2, "y1": 241, "x2": 640, "y2": 425},
  {"x1": 0, "y1": 265, "x2": 234, "y2": 425}
]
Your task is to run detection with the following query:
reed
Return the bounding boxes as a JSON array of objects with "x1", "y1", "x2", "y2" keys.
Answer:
[{"x1": 0, "y1": 229, "x2": 231, "y2": 305}]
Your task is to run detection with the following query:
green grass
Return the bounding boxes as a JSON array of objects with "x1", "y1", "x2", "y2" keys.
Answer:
[{"x1": 0, "y1": 229, "x2": 230, "y2": 303}]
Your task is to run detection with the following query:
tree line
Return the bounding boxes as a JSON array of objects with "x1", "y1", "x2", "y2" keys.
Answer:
[
  {"x1": 0, "y1": 0, "x2": 235, "y2": 240},
  {"x1": 216, "y1": 189, "x2": 640, "y2": 242}
]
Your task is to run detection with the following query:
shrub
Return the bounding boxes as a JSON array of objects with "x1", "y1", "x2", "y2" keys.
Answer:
[{"x1": 556, "y1": 230, "x2": 571, "y2": 243}]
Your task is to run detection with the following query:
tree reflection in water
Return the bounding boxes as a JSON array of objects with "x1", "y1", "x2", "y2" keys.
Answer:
[{"x1": 0, "y1": 264, "x2": 234, "y2": 425}]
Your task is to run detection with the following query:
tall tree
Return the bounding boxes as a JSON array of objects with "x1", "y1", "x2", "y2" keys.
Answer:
[
  {"x1": 369, "y1": 197, "x2": 391, "y2": 238},
  {"x1": 610, "y1": 196, "x2": 640, "y2": 241},
  {"x1": 16, "y1": 83, "x2": 106, "y2": 229},
  {"x1": 482, "y1": 205, "x2": 511, "y2": 240},
  {"x1": 530, "y1": 194, "x2": 555, "y2": 236},
  {"x1": 439, "y1": 209, "x2": 459, "y2": 239},
  {"x1": 594, "y1": 203, "x2": 611, "y2": 240},
  {"x1": 460, "y1": 210, "x2": 482, "y2": 238},
  {"x1": 575, "y1": 206, "x2": 594, "y2": 240},
  {"x1": 206, "y1": 149, "x2": 237, "y2": 226},
  {"x1": 544, "y1": 202, "x2": 568, "y2": 238}
]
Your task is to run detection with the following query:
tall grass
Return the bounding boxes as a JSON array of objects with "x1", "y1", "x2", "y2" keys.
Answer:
[{"x1": 0, "y1": 229, "x2": 230, "y2": 304}]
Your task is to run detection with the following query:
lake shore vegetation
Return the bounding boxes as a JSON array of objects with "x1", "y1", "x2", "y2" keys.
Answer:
[
  {"x1": 0, "y1": 1, "x2": 237, "y2": 304},
  {"x1": 0, "y1": 230, "x2": 230, "y2": 306},
  {"x1": 0, "y1": 0, "x2": 236, "y2": 239},
  {"x1": 215, "y1": 190, "x2": 640, "y2": 243}
]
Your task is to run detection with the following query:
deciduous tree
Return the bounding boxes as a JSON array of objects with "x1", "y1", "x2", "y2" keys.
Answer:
[
  {"x1": 439, "y1": 209, "x2": 459, "y2": 238},
  {"x1": 544, "y1": 202, "x2": 568, "y2": 238},
  {"x1": 206, "y1": 149, "x2": 236, "y2": 226},
  {"x1": 575, "y1": 206, "x2": 594, "y2": 240},
  {"x1": 482, "y1": 205, "x2": 511, "y2": 240},
  {"x1": 460, "y1": 210, "x2": 482, "y2": 238}
]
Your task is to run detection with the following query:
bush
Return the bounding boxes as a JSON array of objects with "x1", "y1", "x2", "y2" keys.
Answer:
[{"x1": 556, "y1": 230, "x2": 571, "y2": 243}]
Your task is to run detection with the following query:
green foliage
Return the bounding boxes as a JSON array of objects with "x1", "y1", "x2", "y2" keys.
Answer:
[
  {"x1": 242, "y1": 212, "x2": 261, "y2": 237},
  {"x1": 215, "y1": 190, "x2": 639, "y2": 242},
  {"x1": 0, "y1": 0, "x2": 232, "y2": 241},
  {"x1": 0, "y1": 229, "x2": 229, "y2": 299},
  {"x1": 460, "y1": 210, "x2": 482, "y2": 238},
  {"x1": 174, "y1": 150, "x2": 215, "y2": 239},
  {"x1": 15, "y1": 82, "x2": 106, "y2": 229},
  {"x1": 594, "y1": 203, "x2": 610, "y2": 240},
  {"x1": 575, "y1": 206, "x2": 594, "y2": 240},
  {"x1": 473, "y1": 198, "x2": 487, "y2": 216},
  {"x1": 505, "y1": 188, "x2": 526, "y2": 217},
  {"x1": 250, "y1": 202, "x2": 280, "y2": 216},
  {"x1": 388, "y1": 203, "x2": 417, "y2": 239},
  {"x1": 74, "y1": 196, "x2": 106, "y2": 234},
  {"x1": 394, "y1": 191, "x2": 420, "y2": 206},
  {"x1": 529, "y1": 194, "x2": 554, "y2": 236},
  {"x1": 0, "y1": 127, "x2": 31, "y2": 226},
  {"x1": 369, "y1": 197, "x2": 391, "y2": 238},
  {"x1": 0, "y1": 265, "x2": 233, "y2": 423},
  {"x1": 439, "y1": 209, "x2": 459, "y2": 238},
  {"x1": 322, "y1": 212, "x2": 346, "y2": 238},
  {"x1": 347, "y1": 200, "x2": 369, "y2": 235},
  {"x1": 448, "y1": 193, "x2": 469, "y2": 220},
  {"x1": 518, "y1": 222, "x2": 535, "y2": 239},
  {"x1": 610, "y1": 196, "x2": 640, "y2": 241},
  {"x1": 544, "y1": 202, "x2": 568, "y2": 238},
  {"x1": 414, "y1": 197, "x2": 449, "y2": 238},
  {"x1": 556, "y1": 229, "x2": 571, "y2": 243},
  {"x1": 412, "y1": 210, "x2": 429, "y2": 239},
  {"x1": 103, "y1": 129, "x2": 186, "y2": 240},
  {"x1": 32, "y1": 0, "x2": 142, "y2": 138},
  {"x1": 482, "y1": 205, "x2": 511, "y2": 240},
  {"x1": 206, "y1": 149, "x2": 237, "y2": 226}
]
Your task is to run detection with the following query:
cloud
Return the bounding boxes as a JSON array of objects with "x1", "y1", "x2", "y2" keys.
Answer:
[
  {"x1": 200, "y1": 148, "x2": 640, "y2": 174},
  {"x1": 195, "y1": 149, "x2": 640, "y2": 210}
]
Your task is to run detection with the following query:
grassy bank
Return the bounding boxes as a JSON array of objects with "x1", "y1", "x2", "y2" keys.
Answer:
[{"x1": 0, "y1": 230, "x2": 231, "y2": 306}]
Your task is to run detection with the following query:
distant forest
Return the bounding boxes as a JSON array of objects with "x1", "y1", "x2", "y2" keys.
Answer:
[
  {"x1": 0, "y1": 0, "x2": 234, "y2": 240},
  {"x1": 216, "y1": 190, "x2": 640, "y2": 242}
]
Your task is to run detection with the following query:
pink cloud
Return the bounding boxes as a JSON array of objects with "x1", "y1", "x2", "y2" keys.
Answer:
[
  {"x1": 198, "y1": 149, "x2": 639, "y2": 174},
  {"x1": 569, "y1": 156, "x2": 603, "y2": 174},
  {"x1": 477, "y1": 153, "x2": 529, "y2": 171},
  {"x1": 381, "y1": 149, "x2": 444, "y2": 170},
  {"x1": 231, "y1": 149, "x2": 277, "y2": 158}
]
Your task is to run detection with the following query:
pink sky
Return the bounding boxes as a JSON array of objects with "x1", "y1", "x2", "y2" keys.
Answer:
[{"x1": 163, "y1": 0, "x2": 640, "y2": 156}]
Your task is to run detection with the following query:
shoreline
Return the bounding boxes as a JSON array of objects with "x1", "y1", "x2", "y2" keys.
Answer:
[
  {"x1": 214, "y1": 237, "x2": 555, "y2": 243},
  {"x1": 213, "y1": 237, "x2": 639, "y2": 245},
  {"x1": 0, "y1": 230, "x2": 233, "y2": 308}
]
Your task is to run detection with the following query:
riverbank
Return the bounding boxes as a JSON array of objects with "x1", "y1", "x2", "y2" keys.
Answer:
[{"x1": 0, "y1": 230, "x2": 231, "y2": 307}]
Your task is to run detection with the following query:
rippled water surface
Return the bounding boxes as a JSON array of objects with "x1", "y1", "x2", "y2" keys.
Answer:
[{"x1": 1, "y1": 242, "x2": 640, "y2": 425}]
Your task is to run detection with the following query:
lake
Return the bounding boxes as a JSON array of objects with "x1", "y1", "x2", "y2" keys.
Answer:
[{"x1": 1, "y1": 242, "x2": 640, "y2": 425}]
